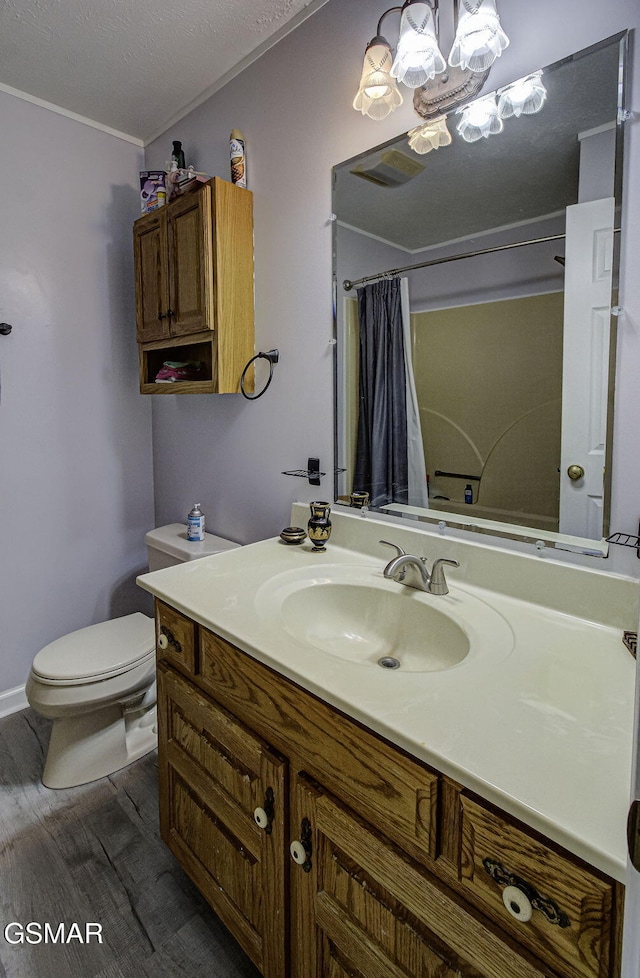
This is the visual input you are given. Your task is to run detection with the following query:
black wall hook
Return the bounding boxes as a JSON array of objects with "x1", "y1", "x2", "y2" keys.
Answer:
[{"x1": 0, "y1": 323, "x2": 12, "y2": 336}]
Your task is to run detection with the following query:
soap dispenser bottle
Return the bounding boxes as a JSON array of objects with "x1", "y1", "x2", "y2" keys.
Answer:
[
  {"x1": 187, "y1": 503, "x2": 205, "y2": 541},
  {"x1": 464, "y1": 484, "x2": 473, "y2": 504}
]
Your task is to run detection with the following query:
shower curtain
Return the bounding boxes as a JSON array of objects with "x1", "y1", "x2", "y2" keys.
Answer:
[{"x1": 353, "y1": 277, "x2": 428, "y2": 508}]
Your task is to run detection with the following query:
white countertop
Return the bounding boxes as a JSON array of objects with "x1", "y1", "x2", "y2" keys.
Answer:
[{"x1": 138, "y1": 511, "x2": 637, "y2": 883}]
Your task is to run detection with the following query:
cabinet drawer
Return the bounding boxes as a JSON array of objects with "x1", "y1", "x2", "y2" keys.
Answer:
[
  {"x1": 155, "y1": 600, "x2": 196, "y2": 674},
  {"x1": 199, "y1": 628, "x2": 440, "y2": 869},
  {"x1": 459, "y1": 794, "x2": 615, "y2": 978}
]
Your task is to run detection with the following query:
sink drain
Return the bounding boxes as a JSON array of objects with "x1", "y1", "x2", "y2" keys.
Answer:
[{"x1": 378, "y1": 656, "x2": 401, "y2": 670}]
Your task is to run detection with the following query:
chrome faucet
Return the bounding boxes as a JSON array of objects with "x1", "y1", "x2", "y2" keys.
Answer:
[{"x1": 380, "y1": 541, "x2": 459, "y2": 595}]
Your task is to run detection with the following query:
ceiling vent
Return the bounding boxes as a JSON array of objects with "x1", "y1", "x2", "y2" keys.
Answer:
[{"x1": 350, "y1": 149, "x2": 426, "y2": 188}]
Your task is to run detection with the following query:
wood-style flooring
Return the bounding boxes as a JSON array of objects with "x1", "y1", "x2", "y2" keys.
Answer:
[{"x1": 0, "y1": 708, "x2": 261, "y2": 978}]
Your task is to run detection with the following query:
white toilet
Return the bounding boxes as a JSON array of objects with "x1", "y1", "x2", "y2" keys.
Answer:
[{"x1": 26, "y1": 523, "x2": 239, "y2": 789}]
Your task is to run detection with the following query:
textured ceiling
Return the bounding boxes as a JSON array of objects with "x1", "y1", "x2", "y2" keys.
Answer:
[{"x1": 0, "y1": 0, "x2": 326, "y2": 142}]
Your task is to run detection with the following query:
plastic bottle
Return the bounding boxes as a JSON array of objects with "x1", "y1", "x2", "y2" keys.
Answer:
[
  {"x1": 187, "y1": 503, "x2": 205, "y2": 541},
  {"x1": 230, "y1": 129, "x2": 247, "y2": 188},
  {"x1": 464, "y1": 484, "x2": 473, "y2": 504}
]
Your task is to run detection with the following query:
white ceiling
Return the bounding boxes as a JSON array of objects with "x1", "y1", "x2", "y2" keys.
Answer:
[{"x1": 0, "y1": 0, "x2": 327, "y2": 143}]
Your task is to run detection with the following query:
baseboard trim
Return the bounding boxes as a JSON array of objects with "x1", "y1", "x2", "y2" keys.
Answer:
[{"x1": 0, "y1": 684, "x2": 28, "y2": 718}]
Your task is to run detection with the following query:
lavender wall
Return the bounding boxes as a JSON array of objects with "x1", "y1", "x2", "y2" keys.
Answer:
[
  {"x1": 0, "y1": 93, "x2": 155, "y2": 698},
  {"x1": 146, "y1": 0, "x2": 640, "y2": 576}
]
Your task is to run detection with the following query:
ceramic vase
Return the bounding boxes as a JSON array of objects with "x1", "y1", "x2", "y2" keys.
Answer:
[
  {"x1": 349, "y1": 491, "x2": 370, "y2": 509},
  {"x1": 308, "y1": 501, "x2": 332, "y2": 552}
]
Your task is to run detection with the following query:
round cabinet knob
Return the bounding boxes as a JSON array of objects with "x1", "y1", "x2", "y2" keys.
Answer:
[
  {"x1": 290, "y1": 841, "x2": 307, "y2": 865},
  {"x1": 502, "y1": 885, "x2": 533, "y2": 923},
  {"x1": 567, "y1": 464, "x2": 585, "y2": 481},
  {"x1": 253, "y1": 807, "x2": 269, "y2": 830},
  {"x1": 158, "y1": 634, "x2": 169, "y2": 650}
]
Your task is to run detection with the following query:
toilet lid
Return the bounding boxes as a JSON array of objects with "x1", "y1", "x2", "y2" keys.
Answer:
[{"x1": 32, "y1": 613, "x2": 156, "y2": 683}]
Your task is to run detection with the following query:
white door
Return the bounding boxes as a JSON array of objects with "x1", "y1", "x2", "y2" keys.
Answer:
[{"x1": 559, "y1": 197, "x2": 615, "y2": 538}]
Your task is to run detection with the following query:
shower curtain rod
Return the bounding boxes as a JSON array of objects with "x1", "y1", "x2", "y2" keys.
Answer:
[{"x1": 342, "y1": 228, "x2": 620, "y2": 292}]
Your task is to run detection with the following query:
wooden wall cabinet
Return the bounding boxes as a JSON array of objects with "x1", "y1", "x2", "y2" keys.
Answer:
[
  {"x1": 154, "y1": 600, "x2": 623, "y2": 978},
  {"x1": 133, "y1": 178, "x2": 254, "y2": 394}
]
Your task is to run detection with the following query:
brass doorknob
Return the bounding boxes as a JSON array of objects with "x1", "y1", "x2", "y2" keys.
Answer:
[{"x1": 567, "y1": 464, "x2": 585, "y2": 481}]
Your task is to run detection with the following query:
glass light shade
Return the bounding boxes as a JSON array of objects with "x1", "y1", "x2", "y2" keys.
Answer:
[
  {"x1": 456, "y1": 93, "x2": 503, "y2": 142},
  {"x1": 353, "y1": 40, "x2": 404, "y2": 120},
  {"x1": 448, "y1": 0, "x2": 509, "y2": 73},
  {"x1": 408, "y1": 116, "x2": 452, "y2": 154},
  {"x1": 391, "y1": 3, "x2": 447, "y2": 89},
  {"x1": 498, "y1": 71, "x2": 547, "y2": 118}
]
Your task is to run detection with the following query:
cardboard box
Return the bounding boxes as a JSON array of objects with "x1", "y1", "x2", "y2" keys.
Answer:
[{"x1": 139, "y1": 170, "x2": 166, "y2": 213}]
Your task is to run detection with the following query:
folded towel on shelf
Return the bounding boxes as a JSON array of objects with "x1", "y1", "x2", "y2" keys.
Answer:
[{"x1": 154, "y1": 360, "x2": 206, "y2": 383}]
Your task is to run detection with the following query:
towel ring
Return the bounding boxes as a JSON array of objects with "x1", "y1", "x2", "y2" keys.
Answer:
[{"x1": 240, "y1": 349, "x2": 279, "y2": 400}]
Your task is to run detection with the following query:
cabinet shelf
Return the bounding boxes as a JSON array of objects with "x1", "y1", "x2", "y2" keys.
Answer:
[{"x1": 139, "y1": 332, "x2": 217, "y2": 395}]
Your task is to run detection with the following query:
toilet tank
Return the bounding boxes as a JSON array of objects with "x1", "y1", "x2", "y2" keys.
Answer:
[{"x1": 145, "y1": 523, "x2": 240, "y2": 571}]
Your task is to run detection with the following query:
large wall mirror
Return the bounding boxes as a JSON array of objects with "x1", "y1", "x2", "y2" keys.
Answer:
[{"x1": 333, "y1": 32, "x2": 627, "y2": 555}]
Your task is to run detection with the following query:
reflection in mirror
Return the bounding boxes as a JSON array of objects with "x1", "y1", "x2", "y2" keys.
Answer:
[{"x1": 333, "y1": 33, "x2": 626, "y2": 554}]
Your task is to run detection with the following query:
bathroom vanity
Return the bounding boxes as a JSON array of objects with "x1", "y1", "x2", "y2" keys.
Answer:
[{"x1": 138, "y1": 506, "x2": 637, "y2": 978}]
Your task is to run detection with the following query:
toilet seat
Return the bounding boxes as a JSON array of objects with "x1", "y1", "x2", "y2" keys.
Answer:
[{"x1": 31, "y1": 613, "x2": 155, "y2": 686}]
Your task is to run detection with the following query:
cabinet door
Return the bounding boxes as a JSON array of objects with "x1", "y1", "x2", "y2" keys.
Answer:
[
  {"x1": 290, "y1": 774, "x2": 552, "y2": 978},
  {"x1": 133, "y1": 211, "x2": 170, "y2": 343},
  {"x1": 167, "y1": 186, "x2": 214, "y2": 337},
  {"x1": 157, "y1": 664, "x2": 286, "y2": 978}
]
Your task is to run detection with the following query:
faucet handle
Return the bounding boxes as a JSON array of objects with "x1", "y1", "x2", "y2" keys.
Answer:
[
  {"x1": 379, "y1": 540, "x2": 408, "y2": 581},
  {"x1": 379, "y1": 540, "x2": 406, "y2": 557},
  {"x1": 429, "y1": 558, "x2": 459, "y2": 595}
]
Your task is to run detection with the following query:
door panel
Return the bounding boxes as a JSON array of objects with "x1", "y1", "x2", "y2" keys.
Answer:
[
  {"x1": 559, "y1": 197, "x2": 615, "y2": 537},
  {"x1": 167, "y1": 187, "x2": 213, "y2": 336},
  {"x1": 157, "y1": 664, "x2": 286, "y2": 978},
  {"x1": 133, "y1": 212, "x2": 170, "y2": 342}
]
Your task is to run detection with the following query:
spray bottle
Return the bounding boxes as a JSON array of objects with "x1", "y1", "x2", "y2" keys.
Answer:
[
  {"x1": 187, "y1": 503, "x2": 205, "y2": 541},
  {"x1": 230, "y1": 129, "x2": 247, "y2": 188}
]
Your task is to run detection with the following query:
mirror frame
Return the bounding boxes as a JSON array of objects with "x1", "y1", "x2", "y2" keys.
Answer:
[{"x1": 332, "y1": 31, "x2": 629, "y2": 558}]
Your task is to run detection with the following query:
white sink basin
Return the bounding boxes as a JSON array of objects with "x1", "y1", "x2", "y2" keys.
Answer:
[
  {"x1": 278, "y1": 582, "x2": 469, "y2": 671},
  {"x1": 255, "y1": 564, "x2": 514, "y2": 672}
]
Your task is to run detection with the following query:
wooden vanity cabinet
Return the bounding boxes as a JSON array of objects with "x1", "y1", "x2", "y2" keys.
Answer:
[
  {"x1": 154, "y1": 601, "x2": 623, "y2": 978},
  {"x1": 133, "y1": 177, "x2": 254, "y2": 394}
]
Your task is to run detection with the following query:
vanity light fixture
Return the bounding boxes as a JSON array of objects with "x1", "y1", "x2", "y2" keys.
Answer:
[
  {"x1": 408, "y1": 116, "x2": 452, "y2": 153},
  {"x1": 353, "y1": 39, "x2": 404, "y2": 120},
  {"x1": 455, "y1": 92, "x2": 503, "y2": 141},
  {"x1": 392, "y1": 3, "x2": 446, "y2": 88},
  {"x1": 497, "y1": 71, "x2": 547, "y2": 118},
  {"x1": 454, "y1": 71, "x2": 547, "y2": 144},
  {"x1": 448, "y1": 0, "x2": 509, "y2": 73},
  {"x1": 353, "y1": 0, "x2": 509, "y2": 121}
]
